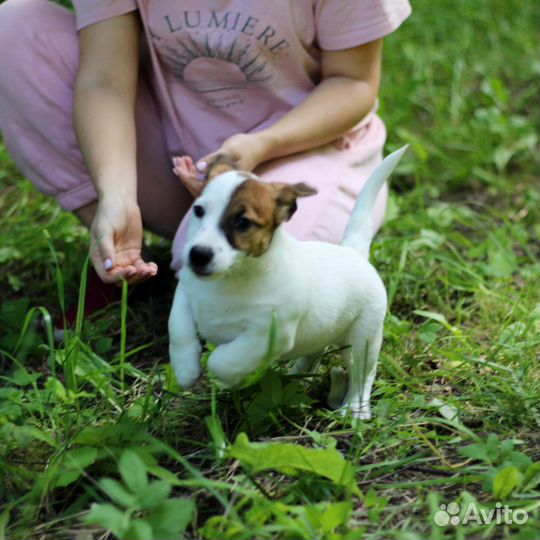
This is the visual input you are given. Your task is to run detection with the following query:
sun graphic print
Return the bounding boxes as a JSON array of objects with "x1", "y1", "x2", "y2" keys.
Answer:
[{"x1": 159, "y1": 33, "x2": 275, "y2": 94}]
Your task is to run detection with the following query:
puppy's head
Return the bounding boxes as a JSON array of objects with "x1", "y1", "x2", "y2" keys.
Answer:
[
  {"x1": 205, "y1": 154, "x2": 239, "y2": 181},
  {"x1": 184, "y1": 171, "x2": 317, "y2": 278}
]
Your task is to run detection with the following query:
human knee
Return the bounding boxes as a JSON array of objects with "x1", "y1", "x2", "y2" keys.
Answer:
[
  {"x1": 0, "y1": 0, "x2": 59, "y2": 21},
  {"x1": 0, "y1": 0, "x2": 75, "y2": 97},
  {"x1": 0, "y1": 0, "x2": 67, "y2": 51}
]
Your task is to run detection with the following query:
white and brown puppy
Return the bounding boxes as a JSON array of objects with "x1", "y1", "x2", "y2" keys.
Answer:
[{"x1": 169, "y1": 146, "x2": 408, "y2": 419}]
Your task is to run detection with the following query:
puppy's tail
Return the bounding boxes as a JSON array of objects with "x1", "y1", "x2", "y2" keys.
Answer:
[{"x1": 342, "y1": 144, "x2": 408, "y2": 258}]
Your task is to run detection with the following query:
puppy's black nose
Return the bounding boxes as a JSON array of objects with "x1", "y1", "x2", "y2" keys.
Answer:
[{"x1": 189, "y1": 245, "x2": 214, "y2": 270}]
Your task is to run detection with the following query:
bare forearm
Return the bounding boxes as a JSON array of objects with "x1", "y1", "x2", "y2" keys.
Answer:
[
  {"x1": 256, "y1": 76, "x2": 377, "y2": 161},
  {"x1": 73, "y1": 86, "x2": 137, "y2": 201},
  {"x1": 182, "y1": 41, "x2": 382, "y2": 183},
  {"x1": 73, "y1": 14, "x2": 156, "y2": 285}
]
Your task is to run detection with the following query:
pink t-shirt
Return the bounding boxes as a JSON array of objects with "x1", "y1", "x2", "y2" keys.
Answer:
[{"x1": 73, "y1": 0, "x2": 411, "y2": 159}]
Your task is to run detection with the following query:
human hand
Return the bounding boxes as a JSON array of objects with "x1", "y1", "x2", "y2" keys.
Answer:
[
  {"x1": 172, "y1": 133, "x2": 272, "y2": 197},
  {"x1": 198, "y1": 132, "x2": 271, "y2": 174},
  {"x1": 90, "y1": 198, "x2": 158, "y2": 285},
  {"x1": 172, "y1": 155, "x2": 202, "y2": 198}
]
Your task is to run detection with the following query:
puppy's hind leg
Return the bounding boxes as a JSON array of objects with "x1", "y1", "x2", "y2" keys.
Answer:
[{"x1": 338, "y1": 317, "x2": 384, "y2": 420}]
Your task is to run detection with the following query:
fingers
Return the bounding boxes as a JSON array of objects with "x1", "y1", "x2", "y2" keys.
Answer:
[
  {"x1": 109, "y1": 256, "x2": 158, "y2": 285},
  {"x1": 92, "y1": 230, "x2": 116, "y2": 274},
  {"x1": 90, "y1": 231, "x2": 118, "y2": 284},
  {"x1": 93, "y1": 262, "x2": 158, "y2": 286},
  {"x1": 90, "y1": 245, "x2": 158, "y2": 286},
  {"x1": 89, "y1": 200, "x2": 158, "y2": 286},
  {"x1": 172, "y1": 156, "x2": 204, "y2": 197},
  {"x1": 172, "y1": 156, "x2": 197, "y2": 177},
  {"x1": 110, "y1": 257, "x2": 158, "y2": 285},
  {"x1": 130, "y1": 259, "x2": 158, "y2": 284},
  {"x1": 90, "y1": 247, "x2": 122, "y2": 284},
  {"x1": 196, "y1": 151, "x2": 219, "y2": 173}
]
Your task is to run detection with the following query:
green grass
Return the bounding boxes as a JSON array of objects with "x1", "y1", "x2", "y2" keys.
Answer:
[{"x1": 1, "y1": 0, "x2": 539, "y2": 538}]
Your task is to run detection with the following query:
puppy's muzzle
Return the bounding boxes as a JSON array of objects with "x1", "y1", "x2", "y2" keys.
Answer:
[{"x1": 189, "y1": 245, "x2": 214, "y2": 276}]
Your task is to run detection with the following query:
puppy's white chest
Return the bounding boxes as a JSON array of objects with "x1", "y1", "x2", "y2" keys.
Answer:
[
  {"x1": 192, "y1": 297, "x2": 250, "y2": 343},
  {"x1": 186, "y1": 278, "x2": 281, "y2": 344}
]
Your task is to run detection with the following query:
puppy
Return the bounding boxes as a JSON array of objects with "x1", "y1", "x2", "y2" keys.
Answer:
[{"x1": 169, "y1": 146, "x2": 408, "y2": 418}]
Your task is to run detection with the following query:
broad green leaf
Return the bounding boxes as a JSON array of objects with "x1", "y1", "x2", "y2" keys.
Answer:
[
  {"x1": 412, "y1": 228, "x2": 446, "y2": 249},
  {"x1": 144, "y1": 463, "x2": 183, "y2": 486},
  {"x1": 484, "y1": 235, "x2": 517, "y2": 278},
  {"x1": 44, "y1": 376, "x2": 67, "y2": 402},
  {"x1": 459, "y1": 442, "x2": 491, "y2": 464},
  {"x1": 54, "y1": 446, "x2": 98, "y2": 488},
  {"x1": 84, "y1": 503, "x2": 129, "y2": 538},
  {"x1": 11, "y1": 367, "x2": 40, "y2": 386},
  {"x1": 521, "y1": 462, "x2": 540, "y2": 491},
  {"x1": 229, "y1": 433, "x2": 359, "y2": 494},
  {"x1": 73, "y1": 419, "x2": 144, "y2": 446},
  {"x1": 318, "y1": 502, "x2": 352, "y2": 532},
  {"x1": 146, "y1": 498, "x2": 194, "y2": 539},
  {"x1": 485, "y1": 434, "x2": 500, "y2": 462},
  {"x1": 0, "y1": 423, "x2": 56, "y2": 449},
  {"x1": 364, "y1": 488, "x2": 388, "y2": 510},
  {"x1": 99, "y1": 478, "x2": 137, "y2": 508},
  {"x1": 138, "y1": 481, "x2": 172, "y2": 510},
  {"x1": 500, "y1": 439, "x2": 515, "y2": 454},
  {"x1": 492, "y1": 466, "x2": 522, "y2": 499},
  {"x1": 119, "y1": 449, "x2": 148, "y2": 494},
  {"x1": 260, "y1": 371, "x2": 282, "y2": 405},
  {"x1": 343, "y1": 527, "x2": 367, "y2": 539},
  {"x1": 506, "y1": 450, "x2": 533, "y2": 471},
  {"x1": 122, "y1": 519, "x2": 153, "y2": 540},
  {"x1": 414, "y1": 310, "x2": 448, "y2": 326}
]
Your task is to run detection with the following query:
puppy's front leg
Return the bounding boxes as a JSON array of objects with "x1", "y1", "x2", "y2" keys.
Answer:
[
  {"x1": 168, "y1": 286, "x2": 201, "y2": 388},
  {"x1": 208, "y1": 328, "x2": 285, "y2": 388}
]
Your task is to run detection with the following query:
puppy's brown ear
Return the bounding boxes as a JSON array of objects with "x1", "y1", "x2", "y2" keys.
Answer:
[
  {"x1": 206, "y1": 154, "x2": 240, "y2": 180},
  {"x1": 273, "y1": 182, "x2": 318, "y2": 225}
]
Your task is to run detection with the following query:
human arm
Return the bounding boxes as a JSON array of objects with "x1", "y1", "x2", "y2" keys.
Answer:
[
  {"x1": 173, "y1": 39, "x2": 382, "y2": 195},
  {"x1": 74, "y1": 14, "x2": 157, "y2": 284}
]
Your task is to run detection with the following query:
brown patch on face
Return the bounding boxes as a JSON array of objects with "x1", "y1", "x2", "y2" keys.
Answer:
[{"x1": 220, "y1": 179, "x2": 317, "y2": 257}]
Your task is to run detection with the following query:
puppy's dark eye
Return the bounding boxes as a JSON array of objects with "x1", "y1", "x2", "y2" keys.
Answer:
[
  {"x1": 193, "y1": 205, "x2": 205, "y2": 218},
  {"x1": 234, "y1": 216, "x2": 253, "y2": 232}
]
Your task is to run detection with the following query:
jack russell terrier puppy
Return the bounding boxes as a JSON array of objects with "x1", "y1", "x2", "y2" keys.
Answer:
[{"x1": 169, "y1": 145, "x2": 408, "y2": 419}]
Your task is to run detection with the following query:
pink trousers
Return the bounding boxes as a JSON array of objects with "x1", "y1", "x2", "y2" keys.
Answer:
[{"x1": 0, "y1": 0, "x2": 388, "y2": 273}]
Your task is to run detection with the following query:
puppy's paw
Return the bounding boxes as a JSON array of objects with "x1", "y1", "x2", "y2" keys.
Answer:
[
  {"x1": 209, "y1": 371, "x2": 242, "y2": 389},
  {"x1": 338, "y1": 403, "x2": 372, "y2": 420},
  {"x1": 351, "y1": 408, "x2": 372, "y2": 420},
  {"x1": 174, "y1": 365, "x2": 202, "y2": 389},
  {"x1": 170, "y1": 344, "x2": 202, "y2": 388}
]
